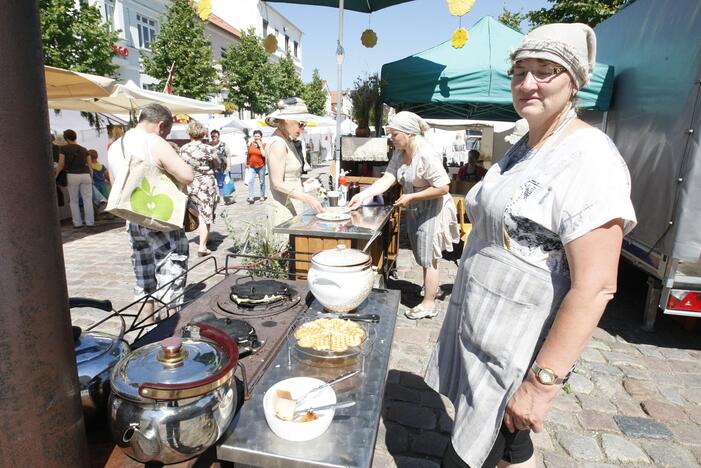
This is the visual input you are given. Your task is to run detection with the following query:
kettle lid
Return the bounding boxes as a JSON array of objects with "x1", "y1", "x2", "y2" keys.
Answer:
[{"x1": 312, "y1": 244, "x2": 371, "y2": 268}]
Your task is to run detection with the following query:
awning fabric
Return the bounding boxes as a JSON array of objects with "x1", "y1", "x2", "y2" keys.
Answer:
[{"x1": 381, "y1": 16, "x2": 614, "y2": 121}]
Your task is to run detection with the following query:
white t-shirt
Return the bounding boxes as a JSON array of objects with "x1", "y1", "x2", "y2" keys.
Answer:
[
  {"x1": 107, "y1": 127, "x2": 161, "y2": 180},
  {"x1": 499, "y1": 128, "x2": 637, "y2": 276}
]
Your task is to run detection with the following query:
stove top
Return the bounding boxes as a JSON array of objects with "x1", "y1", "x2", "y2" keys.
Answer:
[{"x1": 132, "y1": 275, "x2": 310, "y2": 396}]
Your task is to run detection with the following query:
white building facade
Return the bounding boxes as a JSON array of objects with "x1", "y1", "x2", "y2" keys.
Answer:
[{"x1": 88, "y1": 0, "x2": 303, "y2": 101}]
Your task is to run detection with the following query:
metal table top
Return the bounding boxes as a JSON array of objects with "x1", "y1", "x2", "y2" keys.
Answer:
[
  {"x1": 273, "y1": 205, "x2": 394, "y2": 240},
  {"x1": 216, "y1": 288, "x2": 400, "y2": 468}
]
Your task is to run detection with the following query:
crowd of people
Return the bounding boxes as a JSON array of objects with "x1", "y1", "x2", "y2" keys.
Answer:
[{"x1": 52, "y1": 21, "x2": 641, "y2": 467}]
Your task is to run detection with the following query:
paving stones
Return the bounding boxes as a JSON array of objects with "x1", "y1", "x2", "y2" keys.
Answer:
[
  {"x1": 531, "y1": 430, "x2": 555, "y2": 451},
  {"x1": 580, "y1": 347, "x2": 607, "y2": 363},
  {"x1": 600, "y1": 433, "x2": 649, "y2": 464},
  {"x1": 546, "y1": 408, "x2": 581, "y2": 430},
  {"x1": 577, "y1": 410, "x2": 620, "y2": 432},
  {"x1": 576, "y1": 394, "x2": 618, "y2": 414},
  {"x1": 668, "y1": 422, "x2": 701, "y2": 446},
  {"x1": 640, "y1": 440, "x2": 699, "y2": 467},
  {"x1": 641, "y1": 399, "x2": 690, "y2": 422},
  {"x1": 614, "y1": 415, "x2": 674, "y2": 439},
  {"x1": 551, "y1": 394, "x2": 582, "y2": 413},
  {"x1": 568, "y1": 372, "x2": 594, "y2": 394},
  {"x1": 556, "y1": 431, "x2": 603, "y2": 461},
  {"x1": 543, "y1": 451, "x2": 579, "y2": 468},
  {"x1": 623, "y1": 378, "x2": 659, "y2": 400}
]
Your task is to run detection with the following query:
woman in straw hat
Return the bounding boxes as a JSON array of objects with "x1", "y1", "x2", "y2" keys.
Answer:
[
  {"x1": 425, "y1": 24, "x2": 636, "y2": 467},
  {"x1": 348, "y1": 111, "x2": 460, "y2": 319},
  {"x1": 264, "y1": 98, "x2": 323, "y2": 234}
]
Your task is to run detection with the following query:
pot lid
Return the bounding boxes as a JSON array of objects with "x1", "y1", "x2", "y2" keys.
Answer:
[
  {"x1": 74, "y1": 327, "x2": 119, "y2": 364},
  {"x1": 312, "y1": 244, "x2": 371, "y2": 268},
  {"x1": 111, "y1": 331, "x2": 231, "y2": 401}
]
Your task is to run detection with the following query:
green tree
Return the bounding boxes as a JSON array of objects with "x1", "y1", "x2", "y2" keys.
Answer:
[
  {"x1": 498, "y1": 6, "x2": 526, "y2": 32},
  {"x1": 220, "y1": 28, "x2": 277, "y2": 115},
  {"x1": 528, "y1": 0, "x2": 627, "y2": 28},
  {"x1": 302, "y1": 69, "x2": 327, "y2": 116},
  {"x1": 142, "y1": 0, "x2": 217, "y2": 100},
  {"x1": 39, "y1": 0, "x2": 119, "y2": 77},
  {"x1": 272, "y1": 52, "x2": 305, "y2": 101}
]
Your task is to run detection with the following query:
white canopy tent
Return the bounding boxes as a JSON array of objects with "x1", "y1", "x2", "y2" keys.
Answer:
[
  {"x1": 44, "y1": 66, "x2": 116, "y2": 100},
  {"x1": 48, "y1": 80, "x2": 225, "y2": 115}
]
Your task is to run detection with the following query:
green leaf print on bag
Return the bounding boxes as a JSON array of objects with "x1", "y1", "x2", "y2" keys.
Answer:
[{"x1": 130, "y1": 178, "x2": 174, "y2": 221}]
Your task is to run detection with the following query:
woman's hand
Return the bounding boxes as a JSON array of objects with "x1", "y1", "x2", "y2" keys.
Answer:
[
  {"x1": 503, "y1": 372, "x2": 559, "y2": 433},
  {"x1": 393, "y1": 193, "x2": 415, "y2": 208},
  {"x1": 305, "y1": 194, "x2": 324, "y2": 213},
  {"x1": 347, "y1": 193, "x2": 368, "y2": 210}
]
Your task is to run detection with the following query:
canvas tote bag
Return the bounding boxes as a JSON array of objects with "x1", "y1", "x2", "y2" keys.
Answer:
[{"x1": 107, "y1": 134, "x2": 187, "y2": 232}]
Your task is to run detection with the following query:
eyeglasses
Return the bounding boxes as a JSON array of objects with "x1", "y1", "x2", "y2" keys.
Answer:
[
  {"x1": 508, "y1": 66, "x2": 567, "y2": 83},
  {"x1": 298, "y1": 121, "x2": 307, "y2": 129}
]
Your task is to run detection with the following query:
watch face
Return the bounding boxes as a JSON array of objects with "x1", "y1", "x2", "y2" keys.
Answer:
[{"x1": 538, "y1": 369, "x2": 555, "y2": 385}]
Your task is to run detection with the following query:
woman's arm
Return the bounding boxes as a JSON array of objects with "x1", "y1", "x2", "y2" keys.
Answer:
[
  {"x1": 55, "y1": 153, "x2": 65, "y2": 176},
  {"x1": 347, "y1": 173, "x2": 396, "y2": 210},
  {"x1": 268, "y1": 140, "x2": 323, "y2": 212},
  {"x1": 394, "y1": 185, "x2": 448, "y2": 207},
  {"x1": 504, "y1": 218, "x2": 624, "y2": 433}
]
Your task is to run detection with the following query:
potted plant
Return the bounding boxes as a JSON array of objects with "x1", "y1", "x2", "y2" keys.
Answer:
[{"x1": 350, "y1": 73, "x2": 380, "y2": 137}]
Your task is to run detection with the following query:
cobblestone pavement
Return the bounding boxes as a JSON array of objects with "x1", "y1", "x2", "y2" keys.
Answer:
[{"x1": 64, "y1": 173, "x2": 701, "y2": 468}]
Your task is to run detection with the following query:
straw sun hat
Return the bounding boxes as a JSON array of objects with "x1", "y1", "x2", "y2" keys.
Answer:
[{"x1": 264, "y1": 97, "x2": 318, "y2": 127}]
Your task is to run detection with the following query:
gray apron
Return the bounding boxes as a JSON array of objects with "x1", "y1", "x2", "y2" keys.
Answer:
[
  {"x1": 396, "y1": 156, "x2": 444, "y2": 268},
  {"x1": 425, "y1": 116, "x2": 575, "y2": 467}
]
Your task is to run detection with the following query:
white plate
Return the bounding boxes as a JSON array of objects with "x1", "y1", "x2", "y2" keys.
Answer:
[{"x1": 316, "y1": 212, "x2": 351, "y2": 222}]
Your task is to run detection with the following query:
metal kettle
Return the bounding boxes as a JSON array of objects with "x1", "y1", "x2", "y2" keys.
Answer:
[{"x1": 70, "y1": 297, "x2": 130, "y2": 427}]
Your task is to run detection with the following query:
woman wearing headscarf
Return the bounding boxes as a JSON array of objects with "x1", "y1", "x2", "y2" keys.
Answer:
[
  {"x1": 265, "y1": 97, "x2": 323, "y2": 236},
  {"x1": 426, "y1": 24, "x2": 637, "y2": 468},
  {"x1": 348, "y1": 111, "x2": 460, "y2": 319},
  {"x1": 180, "y1": 121, "x2": 219, "y2": 256}
]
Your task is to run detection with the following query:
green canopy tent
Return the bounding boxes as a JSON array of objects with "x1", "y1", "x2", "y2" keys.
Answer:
[{"x1": 381, "y1": 16, "x2": 615, "y2": 121}]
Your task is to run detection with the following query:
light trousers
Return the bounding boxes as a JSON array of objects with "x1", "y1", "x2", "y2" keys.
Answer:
[{"x1": 67, "y1": 173, "x2": 94, "y2": 226}]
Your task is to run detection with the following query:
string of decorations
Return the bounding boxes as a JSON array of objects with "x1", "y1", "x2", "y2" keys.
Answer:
[{"x1": 447, "y1": 0, "x2": 475, "y2": 49}]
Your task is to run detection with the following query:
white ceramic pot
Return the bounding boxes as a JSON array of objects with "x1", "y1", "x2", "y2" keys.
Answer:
[{"x1": 308, "y1": 245, "x2": 375, "y2": 313}]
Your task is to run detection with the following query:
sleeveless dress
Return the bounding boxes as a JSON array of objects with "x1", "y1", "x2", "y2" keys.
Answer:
[
  {"x1": 265, "y1": 135, "x2": 304, "y2": 239},
  {"x1": 425, "y1": 120, "x2": 636, "y2": 467}
]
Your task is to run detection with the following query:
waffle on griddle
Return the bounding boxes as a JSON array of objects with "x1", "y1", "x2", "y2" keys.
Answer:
[{"x1": 294, "y1": 318, "x2": 366, "y2": 353}]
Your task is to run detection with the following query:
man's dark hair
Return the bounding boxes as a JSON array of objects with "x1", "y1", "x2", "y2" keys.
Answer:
[
  {"x1": 138, "y1": 104, "x2": 173, "y2": 126},
  {"x1": 63, "y1": 129, "x2": 77, "y2": 141},
  {"x1": 210, "y1": 130, "x2": 220, "y2": 137},
  {"x1": 253, "y1": 130, "x2": 263, "y2": 137}
]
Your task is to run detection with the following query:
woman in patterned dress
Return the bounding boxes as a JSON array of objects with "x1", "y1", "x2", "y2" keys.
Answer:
[
  {"x1": 180, "y1": 121, "x2": 219, "y2": 256},
  {"x1": 348, "y1": 111, "x2": 460, "y2": 319},
  {"x1": 426, "y1": 24, "x2": 637, "y2": 468}
]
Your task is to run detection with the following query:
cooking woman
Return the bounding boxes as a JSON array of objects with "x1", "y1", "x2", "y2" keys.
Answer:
[
  {"x1": 426, "y1": 24, "x2": 637, "y2": 467},
  {"x1": 348, "y1": 112, "x2": 459, "y2": 319}
]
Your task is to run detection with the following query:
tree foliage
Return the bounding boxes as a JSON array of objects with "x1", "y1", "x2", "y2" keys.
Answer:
[
  {"x1": 272, "y1": 52, "x2": 305, "y2": 101},
  {"x1": 302, "y1": 69, "x2": 327, "y2": 116},
  {"x1": 39, "y1": 0, "x2": 119, "y2": 77},
  {"x1": 142, "y1": 0, "x2": 217, "y2": 100},
  {"x1": 528, "y1": 0, "x2": 627, "y2": 28},
  {"x1": 220, "y1": 28, "x2": 278, "y2": 115},
  {"x1": 498, "y1": 7, "x2": 526, "y2": 33}
]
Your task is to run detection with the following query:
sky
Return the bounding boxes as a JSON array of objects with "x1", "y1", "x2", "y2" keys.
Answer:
[{"x1": 270, "y1": 0, "x2": 551, "y2": 90}]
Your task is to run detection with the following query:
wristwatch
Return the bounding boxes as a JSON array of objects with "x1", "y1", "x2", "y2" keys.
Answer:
[{"x1": 530, "y1": 362, "x2": 573, "y2": 385}]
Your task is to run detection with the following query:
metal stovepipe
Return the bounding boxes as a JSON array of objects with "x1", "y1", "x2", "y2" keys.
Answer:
[{"x1": 0, "y1": 2, "x2": 89, "y2": 466}]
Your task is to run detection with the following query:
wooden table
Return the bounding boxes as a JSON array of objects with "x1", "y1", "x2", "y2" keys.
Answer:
[{"x1": 452, "y1": 194, "x2": 472, "y2": 243}]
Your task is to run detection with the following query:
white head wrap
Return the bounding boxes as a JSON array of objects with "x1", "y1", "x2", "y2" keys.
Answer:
[
  {"x1": 504, "y1": 119, "x2": 529, "y2": 144},
  {"x1": 511, "y1": 23, "x2": 596, "y2": 89},
  {"x1": 387, "y1": 111, "x2": 430, "y2": 136}
]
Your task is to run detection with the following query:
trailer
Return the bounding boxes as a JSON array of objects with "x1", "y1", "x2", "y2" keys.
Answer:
[{"x1": 590, "y1": 0, "x2": 701, "y2": 329}]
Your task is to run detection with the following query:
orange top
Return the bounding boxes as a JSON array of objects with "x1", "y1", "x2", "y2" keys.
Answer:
[{"x1": 247, "y1": 142, "x2": 266, "y2": 168}]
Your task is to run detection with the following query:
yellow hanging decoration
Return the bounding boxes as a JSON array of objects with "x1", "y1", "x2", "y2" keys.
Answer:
[
  {"x1": 263, "y1": 34, "x2": 278, "y2": 54},
  {"x1": 451, "y1": 27, "x2": 469, "y2": 49},
  {"x1": 361, "y1": 29, "x2": 378, "y2": 48},
  {"x1": 446, "y1": 0, "x2": 475, "y2": 17},
  {"x1": 196, "y1": 0, "x2": 212, "y2": 21}
]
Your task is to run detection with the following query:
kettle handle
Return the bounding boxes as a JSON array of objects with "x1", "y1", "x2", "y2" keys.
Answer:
[{"x1": 138, "y1": 323, "x2": 240, "y2": 400}]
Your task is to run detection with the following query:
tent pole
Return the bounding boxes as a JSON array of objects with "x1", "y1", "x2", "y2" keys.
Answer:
[{"x1": 333, "y1": 0, "x2": 345, "y2": 190}]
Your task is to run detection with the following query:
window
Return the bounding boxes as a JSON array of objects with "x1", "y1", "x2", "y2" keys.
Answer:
[
  {"x1": 104, "y1": 0, "x2": 114, "y2": 28},
  {"x1": 294, "y1": 41, "x2": 299, "y2": 58},
  {"x1": 285, "y1": 35, "x2": 290, "y2": 52},
  {"x1": 262, "y1": 19, "x2": 268, "y2": 36},
  {"x1": 136, "y1": 13, "x2": 157, "y2": 49}
]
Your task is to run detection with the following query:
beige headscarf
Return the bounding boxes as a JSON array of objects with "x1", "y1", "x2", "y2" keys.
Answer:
[
  {"x1": 511, "y1": 23, "x2": 596, "y2": 89},
  {"x1": 387, "y1": 111, "x2": 430, "y2": 136}
]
